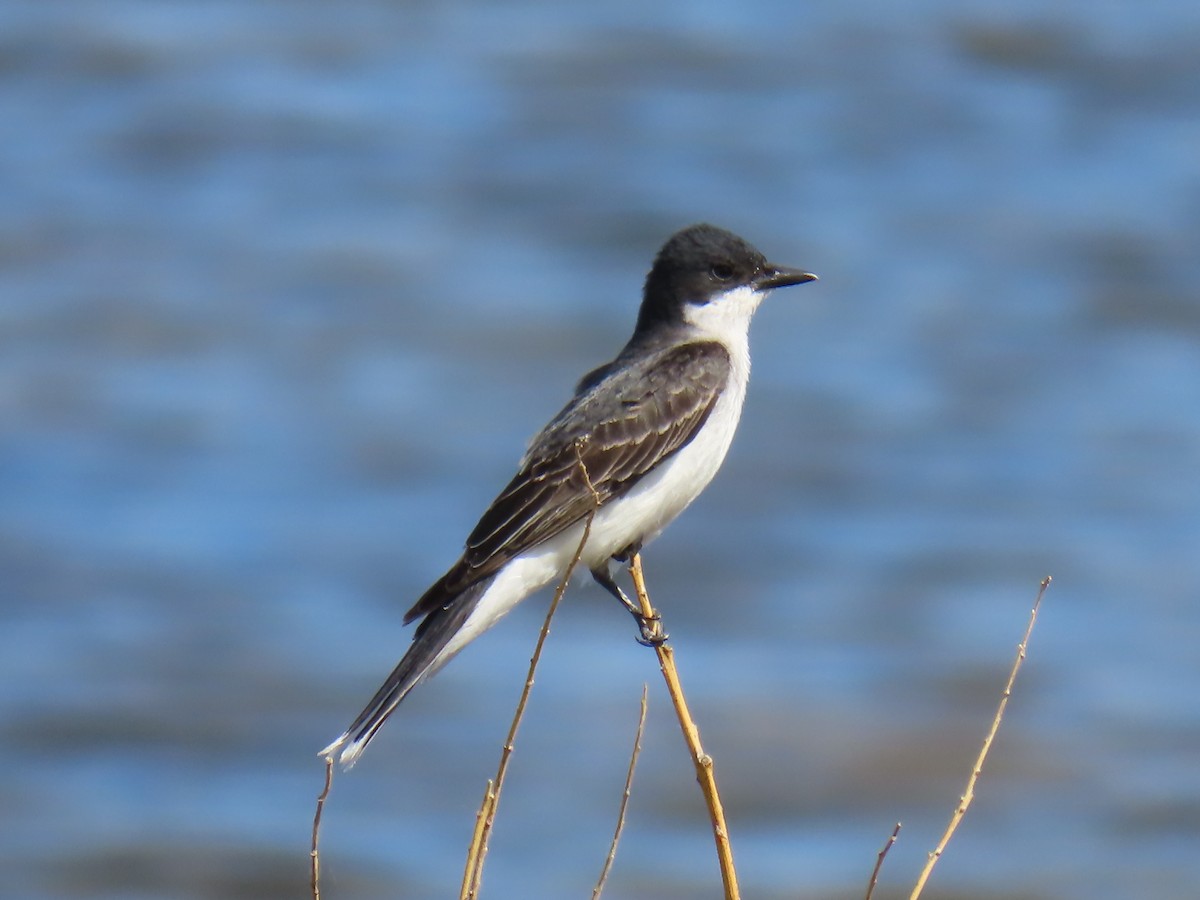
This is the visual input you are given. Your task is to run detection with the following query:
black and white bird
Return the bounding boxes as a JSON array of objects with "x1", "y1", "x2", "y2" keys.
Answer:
[{"x1": 321, "y1": 223, "x2": 816, "y2": 767}]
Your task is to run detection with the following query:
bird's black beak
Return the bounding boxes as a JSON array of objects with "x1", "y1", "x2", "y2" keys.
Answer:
[{"x1": 754, "y1": 265, "x2": 818, "y2": 291}]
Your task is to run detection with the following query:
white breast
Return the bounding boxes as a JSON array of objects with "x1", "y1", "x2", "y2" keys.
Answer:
[{"x1": 581, "y1": 286, "x2": 758, "y2": 562}]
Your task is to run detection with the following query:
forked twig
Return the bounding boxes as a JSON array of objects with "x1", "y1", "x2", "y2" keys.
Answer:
[
  {"x1": 461, "y1": 778, "x2": 496, "y2": 897},
  {"x1": 459, "y1": 442, "x2": 599, "y2": 899},
  {"x1": 628, "y1": 553, "x2": 741, "y2": 900},
  {"x1": 310, "y1": 755, "x2": 334, "y2": 900},
  {"x1": 592, "y1": 684, "x2": 650, "y2": 899},
  {"x1": 864, "y1": 822, "x2": 902, "y2": 900},
  {"x1": 908, "y1": 576, "x2": 1050, "y2": 900}
]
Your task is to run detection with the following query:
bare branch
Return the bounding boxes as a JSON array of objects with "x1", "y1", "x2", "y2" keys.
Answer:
[
  {"x1": 628, "y1": 553, "x2": 741, "y2": 900},
  {"x1": 460, "y1": 778, "x2": 496, "y2": 899},
  {"x1": 593, "y1": 684, "x2": 650, "y2": 899},
  {"x1": 864, "y1": 822, "x2": 901, "y2": 900},
  {"x1": 310, "y1": 755, "x2": 334, "y2": 900},
  {"x1": 909, "y1": 576, "x2": 1050, "y2": 900}
]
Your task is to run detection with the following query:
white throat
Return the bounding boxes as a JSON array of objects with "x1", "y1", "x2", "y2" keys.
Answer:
[{"x1": 680, "y1": 283, "x2": 764, "y2": 383}]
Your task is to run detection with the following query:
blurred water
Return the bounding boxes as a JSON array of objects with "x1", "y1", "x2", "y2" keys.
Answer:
[{"x1": 2, "y1": 1, "x2": 1198, "y2": 898}]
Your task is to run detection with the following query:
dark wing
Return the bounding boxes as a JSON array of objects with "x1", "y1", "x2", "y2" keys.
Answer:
[{"x1": 402, "y1": 340, "x2": 731, "y2": 624}]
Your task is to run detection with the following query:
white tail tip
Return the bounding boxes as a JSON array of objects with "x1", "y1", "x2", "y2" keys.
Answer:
[{"x1": 317, "y1": 732, "x2": 366, "y2": 770}]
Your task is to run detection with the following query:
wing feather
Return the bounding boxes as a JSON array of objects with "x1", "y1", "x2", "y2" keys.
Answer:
[{"x1": 403, "y1": 341, "x2": 730, "y2": 622}]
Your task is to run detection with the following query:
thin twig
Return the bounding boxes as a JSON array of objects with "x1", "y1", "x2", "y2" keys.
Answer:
[
  {"x1": 593, "y1": 684, "x2": 650, "y2": 899},
  {"x1": 461, "y1": 778, "x2": 496, "y2": 898},
  {"x1": 864, "y1": 822, "x2": 902, "y2": 900},
  {"x1": 628, "y1": 553, "x2": 741, "y2": 900},
  {"x1": 310, "y1": 755, "x2": 334, "y2": 900},
  {"x1": 460, "y1": 443, "x2": 599, "y2": 900},
  {"x1": 909, "y1": 576, "x2": 1050, "y2": 900}
]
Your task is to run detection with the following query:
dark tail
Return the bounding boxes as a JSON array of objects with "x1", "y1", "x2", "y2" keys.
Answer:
[{"x1": 319, "y1": 575, "x2": 492, "y2": 768}]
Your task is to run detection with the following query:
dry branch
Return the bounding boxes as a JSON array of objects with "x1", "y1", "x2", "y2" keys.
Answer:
[
  {"x1": 592, "y1": 684, "x2": 650, "y2": 899},
  {"x1": 310, "y1": 755, "x2": 333, "y2": 900},
  {"x1": 908, "y1": 576, "x2": 1050, "y2": 899},
  {"x1": 865, "y1": 822, "x2": 901, "y2": 900},
  {"x1": 628, "y1": 553, "x2": 741, "y2": 900}
]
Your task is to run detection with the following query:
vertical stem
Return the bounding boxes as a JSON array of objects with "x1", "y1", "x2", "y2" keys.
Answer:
[{"x1": 628, "y1": 553, "x2": 740, "y2": 900}]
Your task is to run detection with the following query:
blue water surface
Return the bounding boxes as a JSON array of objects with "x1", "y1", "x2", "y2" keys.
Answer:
[{"x1": 2, "y1": 1, "x2": 1198, "y2": 897}]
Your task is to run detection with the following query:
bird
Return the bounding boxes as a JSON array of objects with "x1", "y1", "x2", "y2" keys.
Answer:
[{"x1": 320, "y1": 223, "x2": 817, "y2": 767}]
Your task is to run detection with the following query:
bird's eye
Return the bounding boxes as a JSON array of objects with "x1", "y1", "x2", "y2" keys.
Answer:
[{"x1": 710, "y1": 263, "x2": 735, "y2": 281}]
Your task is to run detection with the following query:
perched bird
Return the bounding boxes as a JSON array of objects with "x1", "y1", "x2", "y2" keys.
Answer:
[{"x1": 321, "y1": 223, "x2": 816, "y2": 767}]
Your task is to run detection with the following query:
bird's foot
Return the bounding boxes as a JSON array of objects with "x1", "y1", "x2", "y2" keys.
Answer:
[{"x1": 635, "y1": 612, "x2": 668, "y2": 647}]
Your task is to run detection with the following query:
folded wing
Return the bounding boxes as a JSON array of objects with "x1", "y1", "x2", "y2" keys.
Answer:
[{"x1": 403, "y1": 340, "x2": 731, "y2": 624}]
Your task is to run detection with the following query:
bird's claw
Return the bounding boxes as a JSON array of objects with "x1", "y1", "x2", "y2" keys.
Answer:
[{"x1": 635, "y1": 614, "x2": 668, "y2": 647}]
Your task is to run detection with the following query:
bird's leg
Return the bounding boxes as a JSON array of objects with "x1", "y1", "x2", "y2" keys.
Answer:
[
  {"x1": 624, "y1": 551, "x2": 668, "y2": 646},
  {"x1": 590, "y1": 561, "x2": 667, "y2": 646},
  {"x1": 611, "y1": 540, "x2": 643, "y2": 563},
  {"x1": 590, "y1": 564, "x2": 640, "y2": 617}
]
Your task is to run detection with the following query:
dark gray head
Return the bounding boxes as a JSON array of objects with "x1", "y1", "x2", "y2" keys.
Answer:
[{"x1": 635, "y1": 223, "x2": 816, "y2": 335}]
